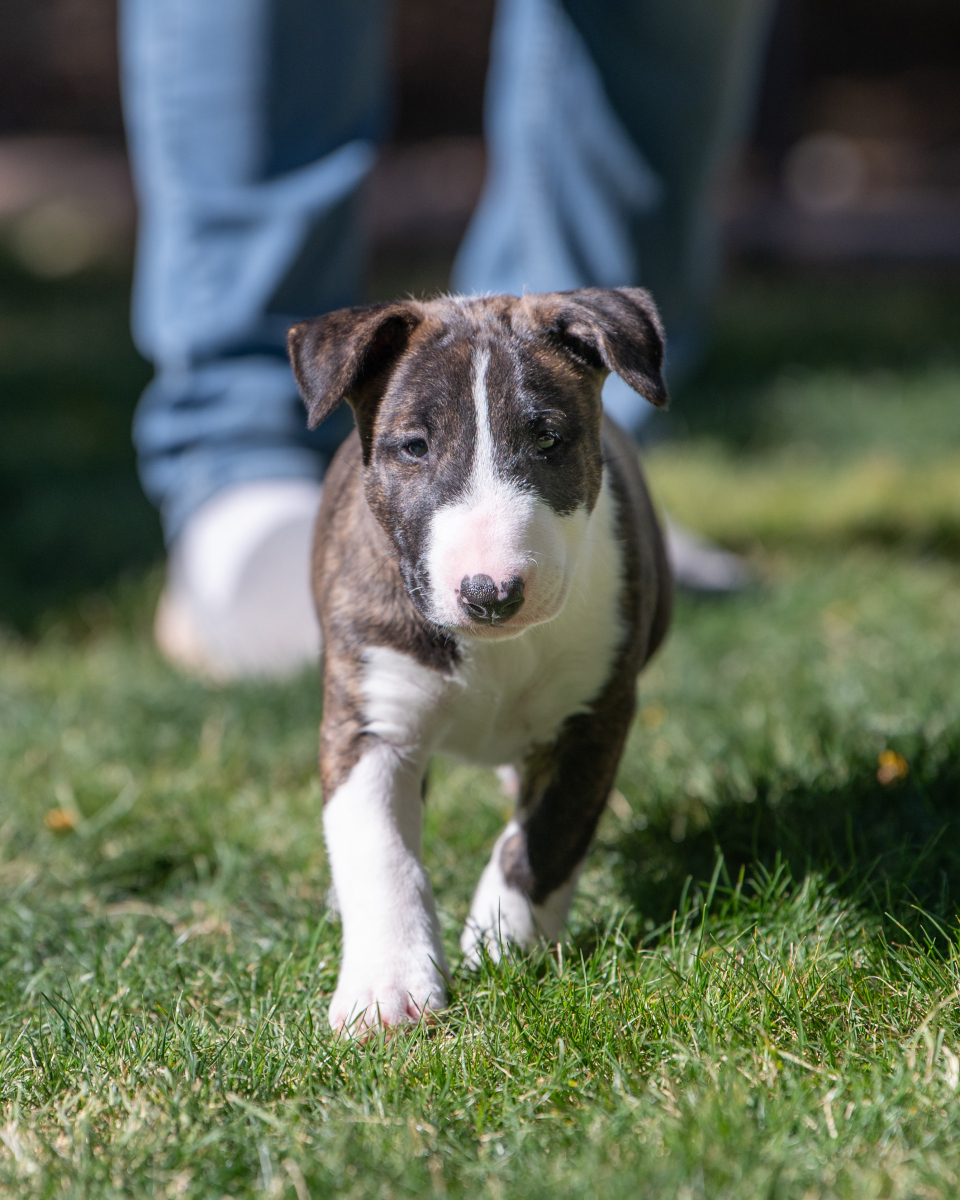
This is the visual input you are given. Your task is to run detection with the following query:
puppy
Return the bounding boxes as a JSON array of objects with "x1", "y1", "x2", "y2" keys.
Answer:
[{"x1": 287, "y1": 288, "x2": 672, "y2": 1034}]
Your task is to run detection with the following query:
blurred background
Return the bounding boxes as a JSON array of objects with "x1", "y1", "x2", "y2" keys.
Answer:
[{"x1": 0, "y1": 0, "x2": 959, "y2": 633}]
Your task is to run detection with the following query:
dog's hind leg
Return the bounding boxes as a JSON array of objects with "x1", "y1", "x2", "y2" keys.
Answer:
[{"x1": 461, "y1": 677, "x2": 635, "y2": 964}]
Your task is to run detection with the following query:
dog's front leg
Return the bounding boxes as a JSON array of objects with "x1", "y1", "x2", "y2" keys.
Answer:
[
  {"x1": 461, "y1": 678, "x2": 635, "y2": 963},
  {"x1": 324, "y1": 737, "x2": 447, "y2": 1034}
]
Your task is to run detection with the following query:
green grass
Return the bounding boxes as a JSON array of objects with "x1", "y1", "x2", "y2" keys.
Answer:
[{"x1": 2, "y1": 264, "x2": 960, "y2": 1195}]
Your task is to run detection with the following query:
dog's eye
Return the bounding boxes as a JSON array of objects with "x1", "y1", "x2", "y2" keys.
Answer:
[
  {"x1": 402, "y1": 438, "x2": 429, "y2": 460},
  {"x1": 536, "y1": 431, "x2": 561, "y2": 452}
]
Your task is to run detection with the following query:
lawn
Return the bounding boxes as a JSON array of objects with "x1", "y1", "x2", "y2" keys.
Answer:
[{"x1": 1, "y1": 258, "x2": 960, "y2": 1197}]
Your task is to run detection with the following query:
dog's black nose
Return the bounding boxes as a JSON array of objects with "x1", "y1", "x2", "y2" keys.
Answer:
[{"x1": 458, "y1": 574, "x2": 525, "y2": 624}]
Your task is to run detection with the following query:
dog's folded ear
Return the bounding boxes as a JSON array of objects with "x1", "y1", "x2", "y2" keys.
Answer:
[
  {"x1": 287, "y1": 301, "x2": 424, "y2": 437},
  {"x1": 535, "y1": 286, "x2": 668, "y2": 409}
]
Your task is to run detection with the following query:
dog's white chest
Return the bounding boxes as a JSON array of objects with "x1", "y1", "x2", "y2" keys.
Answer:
[
  {"x1": 440, "y1": 599, "x2": 622, "y2": 763},
  {"x1": 359, "y1": 479, "x2": 627, "y2": 766}
]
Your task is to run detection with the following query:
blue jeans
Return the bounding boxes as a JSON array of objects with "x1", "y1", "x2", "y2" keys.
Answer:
[{"x1": 121, "y1": 0, "x2": 775, "y2": 543}]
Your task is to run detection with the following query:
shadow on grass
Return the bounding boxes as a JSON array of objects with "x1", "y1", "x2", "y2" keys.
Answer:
[
  {"x1": 611, "y1": 745, "x2": 960, "y2": 937},
  {"x1": 87, "y1": 845, "x2": 208, "y2": 900}
]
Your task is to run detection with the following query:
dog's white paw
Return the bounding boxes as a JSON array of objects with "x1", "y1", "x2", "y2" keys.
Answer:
[
  {"x1": 328, "y1": 958, "x2": 447, "y2": 1036},
  {"x1": 460, "y1": 893, "x2": 535, "y2": 966},
  {"x1": 460, "y1": 824, "x2": 538, "y2": 965},
  {"x1": 461, "y1": 822, "x2": 580, "y2": 966}
]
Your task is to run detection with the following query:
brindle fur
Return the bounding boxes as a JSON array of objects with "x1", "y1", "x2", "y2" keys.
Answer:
[
  {"x1": 293, "y1": 288, "x2": 671, "y2": 908},
  {"x1": 312, "y1": 432, "x2": 460, "y2": 798}
]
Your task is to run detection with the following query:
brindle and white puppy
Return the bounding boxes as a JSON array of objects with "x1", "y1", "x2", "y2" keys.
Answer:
[{"x1": 287, "y1": 287, "x2": 672, "y2": 1035}]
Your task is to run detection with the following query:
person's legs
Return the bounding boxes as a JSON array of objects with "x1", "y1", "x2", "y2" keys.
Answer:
[
  {"x1": 121, "y1": 0, "x2": 391, "y2": 543},
  {"x1": 120, "y1": 0, "x2": 391, "y2": 675},
  {"x1": 452, "y1": 0, "x2": 776, "y2": 438}
]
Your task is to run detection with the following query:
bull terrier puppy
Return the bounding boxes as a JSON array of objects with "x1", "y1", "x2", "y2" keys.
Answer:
[{"x1": 287, "y1": 288, "x2": 672, "y2": 1034}]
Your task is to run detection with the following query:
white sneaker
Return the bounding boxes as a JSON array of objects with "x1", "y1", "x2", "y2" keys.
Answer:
[
  {"x1": 154, "y1": 480, "x2": 323, "y2": 681},
  {"x1": 663, "y1": 516, "x2": 749, "y2": 594}
]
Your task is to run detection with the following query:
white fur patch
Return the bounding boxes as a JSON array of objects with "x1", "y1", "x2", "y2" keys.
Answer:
[
  {"x1": 361, "y1": 644, "x2": 454, "y2": 754},
  {"x1": 459, "y1": 821, "x2": 581, "y2": 964},
  {"x1": 471, "y1": 346, "x2": 496, "y2": 492}
]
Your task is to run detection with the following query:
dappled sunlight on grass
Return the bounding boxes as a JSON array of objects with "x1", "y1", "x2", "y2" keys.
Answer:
[
  {"x1": 648, "y1": 447, "x2": 960, "y2": 554},
  {"x1": 3, "y1": 268, "x2": 960, "y2": 1195},
  {"x1": 2, "y1": 543, "x2": 960, "y2": 1195},
  {"x1": 646, "y1": 359, "x2": 960, "y2": 555}
]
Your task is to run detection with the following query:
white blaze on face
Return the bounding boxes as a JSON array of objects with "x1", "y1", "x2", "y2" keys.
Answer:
[{"x1": 424, "y1": 346, "x2": 589, "y2": 635}]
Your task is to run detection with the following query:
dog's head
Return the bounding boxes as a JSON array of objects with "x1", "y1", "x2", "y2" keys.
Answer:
[{"x1": 288, "y1": 289, "x2": 666, "y2": 640}]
